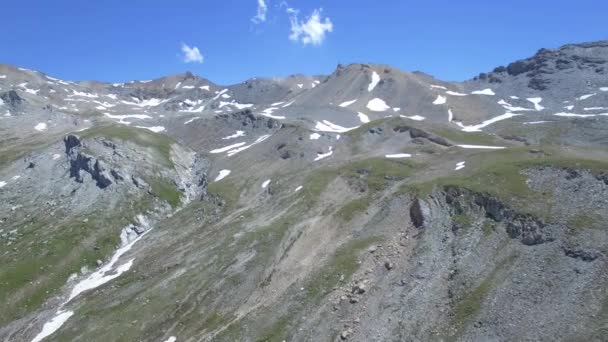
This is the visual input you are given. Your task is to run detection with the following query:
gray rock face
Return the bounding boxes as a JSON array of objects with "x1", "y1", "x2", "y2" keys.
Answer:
[
  {"x1": 473, "y1": 40, "x2": 608, "y2": 95},
  {"x1": 0, "y1": 90, "x2": 25, "y2": 112},
  {"x1": 64, "y1": 135, "x2": 113, "y2": 189}
]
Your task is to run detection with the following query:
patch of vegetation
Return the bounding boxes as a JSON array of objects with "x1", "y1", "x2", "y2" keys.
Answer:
[
  {"x1": 0, "y1": 196, "x2": 153, "y2": 325},
  {"x1": 0, "y1": 217, "x2": 123, "y2": 325},
  {"x1": 305, "y1": 236, "x2": 382, "y2": 302},
  {"x1": 339, "y1": 157, "x2": 417, "y2": 193},
  {"x1": 336, "y1": 196, "x2": 373, "y2": 221},
  {"x1": 482, "y1": 220, "x2": 495, "y2": 236},
  {"x1": 255, "y1": 315, "x2": 292, "y2": 342},
  {"x1": 567, "y1": 212, "x2": 603, "y2": 233},
  {"x1": 148, "y1": 178, "x2": 182, "y2": 208},
  {"x1": 398, "y1": 147, "x2": 608, "y2": 219},
  {"x1": 208, "y1": 180, "x2": 242, "y2": 211},
  {"x1": 453, "y1": 213, "x2": 473, "y2": 231},
  {"x1": 81, "y1": 125, "x2": 175, "y2": 167},
  {"x1": 453, "y1": 254, "x2": 517, "y2": 329}
]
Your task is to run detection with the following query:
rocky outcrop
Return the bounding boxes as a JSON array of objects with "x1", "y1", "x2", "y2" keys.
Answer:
[
  {"x1": 0, "y1": 90, "x2": 25, "y2": 112},
  {"x1": 393, "y1": 125, "x2": 451, "y2": 147},
  {"x1": 64, "y1": 134, "x2": 114, "y2": 189},
  {"x1": 444, "y1": 186, "x2": 550, "y2": 246},
  {"x1": 216, "y1": 109, "x2": 281, "y2": 129},
  {"x1": 475, "y1": 40, "x2": 608, "y2": 90},
  {"x1": 409, "y1": 198, "x2": 430, "y2": 228}
]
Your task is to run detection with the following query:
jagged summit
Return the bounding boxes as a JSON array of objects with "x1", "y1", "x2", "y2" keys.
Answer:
[{"x1": 472, "y1": 40, "x2": 608, "y2": 93}]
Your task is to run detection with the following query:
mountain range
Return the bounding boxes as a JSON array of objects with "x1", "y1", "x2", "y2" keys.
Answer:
[{"x1": 1, "y1": 40, "x2": 608, "y2": 342}]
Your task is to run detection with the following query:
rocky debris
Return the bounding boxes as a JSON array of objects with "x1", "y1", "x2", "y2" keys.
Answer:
[
  {"x1": 351, "y1": 283, "x2": 366, "y2": 295},
  {"x1": 131, "y1": 176, "x2": 149, "y2": 190},
  {"x1": 340, "y1": 328, "x2": 353, "y2": 340},
  {"x1": 384, "y1": 261, "x2": 394, "y2": 270},
  {"x1": 563, "y1": 246, "x2": 601, "y2": 262}
]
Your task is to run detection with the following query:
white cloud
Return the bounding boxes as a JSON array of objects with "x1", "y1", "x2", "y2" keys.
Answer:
[
  {"x1": 287, "y1": 8, "x2": 333, "y2": 46},
  {"x1": 180, "y1": 43, "x2": 204, "y2": 63},
  {"x1": 252, "y1": 0, "x2": 268, "y2": 24}
]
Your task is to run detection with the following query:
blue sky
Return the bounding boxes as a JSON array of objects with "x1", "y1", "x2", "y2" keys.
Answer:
[{"x1": 2, "y1": 0, "x2": 606, "y2": 85}]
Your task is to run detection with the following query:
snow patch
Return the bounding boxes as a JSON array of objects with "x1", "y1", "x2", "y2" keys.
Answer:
[
  {"x1": 523, "y1": 121, "x2": 551, "y2": 125},
  {"x1": 104, "y1": 113, "x2": 152, "y2": 125},
  {"x1": 121, "y1": 98, "x2": 168, "y2": 107},
  {"x1": 455, "y1": 113, "x2": 520, "y2": 132},
  {"x1": 294, "y1": 186, "x2": 303, "y2": 192},
  {"x1": 400, "y1": 114, "x2": 425, "y2": 121},
  {"x1": 314, "y1": 146, "x2": 333, "y2": 161},
  {"x1": 219, "y1": 101, "x2": 253, "y2": 109},
  {"x1": 34, "y1": 122, "x2": 48, "y2": 131},
  {"x1": 584, "y1": 107, "x2": 608, "y2": 111},
  {"x1": 210, "y1": 142, "x2": 247, "y2": 154},
  {"x1": 599, "y1": 87, "x2": 608, "y2": 92},
  {"x1": 214, "y1": 170, "x2": 231, "y2": 182},
  {"x1": 71, "y1": 90, "x2": 98, "y2": 98},
  {"x1": 222, "y1": 131, "x2": 246, "y2": 140},
  {"x1": 339, "y1": 99, "x2": 357, "y2": 107},
  {"x1": 314, "y1": 120, "x2": 358, "y2": 133},
  {"x1": 366, "y1": 98, "x2": 390, "y2": 112},
  {"x1": 31, "y1": 310, "x2": 74, "y2": 342},
  {"x1": 163, "y1": 337, "x2": 177, "y2": 342},
  {"x1": 498, "y1": 99, "x2": 533, "y2": 112},
  {"x1": 184, "y1": 117, "x2": 200, "y2": 125},
  {"x1": 578, "y1": 93, "x2": 596, "y2": 101},
  {"x1": 260, "y1": 107, "x2": 286, "y2": 120},
  {"x1": 446, "y1": 91, "x2": 467, "y2": 96},
  {"x1": 448, "y1": 109, "x2": 454, "y2": 122},
  {"x1": 471, "y1": 88, "x2": 495, "y2": 96},
  {"x1": 52, "y1": 154, "x2": 61, "y2": 160},
  {"x1": 457, "y1": 145, "x2": 505, "y2": 150},
  {"x1": 368, "y1": 71, "x2": 380, "y2": 92},
  {"x1": 0, "y1": 181, "x2": 6, "y2": 188},
  {"x1": 226, "y1": 135, "x2": 272, "y2": 157},
  {"x1": 310, "y1": 133, "x2": 321, "y2": 140},
  {"x1": 357, "y1": 112, "x2": 370, "y2": 123},
  {"x1": 135, "y1": 126, "x2": 165, "y2": 133},
  {"x1": 262, "y1": 179, "x2": 271, "y2": 188},
  {"x1": 553, "y1": 112, "x2": 601, "y2": 118},
  {"x1": 433, "y1": 95, "x2": 446, "y2": 105},
  {"x1": 526, "y1": 97, "x2": 544, "y2": 111},
  {"x1": 385, "y1": 154, "x2": 411, "y2": 159},
  {"x1": 430, "y1": 85, "x2": 447, "y2": 90},
  {"x1": 454, "y1": 161, "x2": 466, "y2": 171}
]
